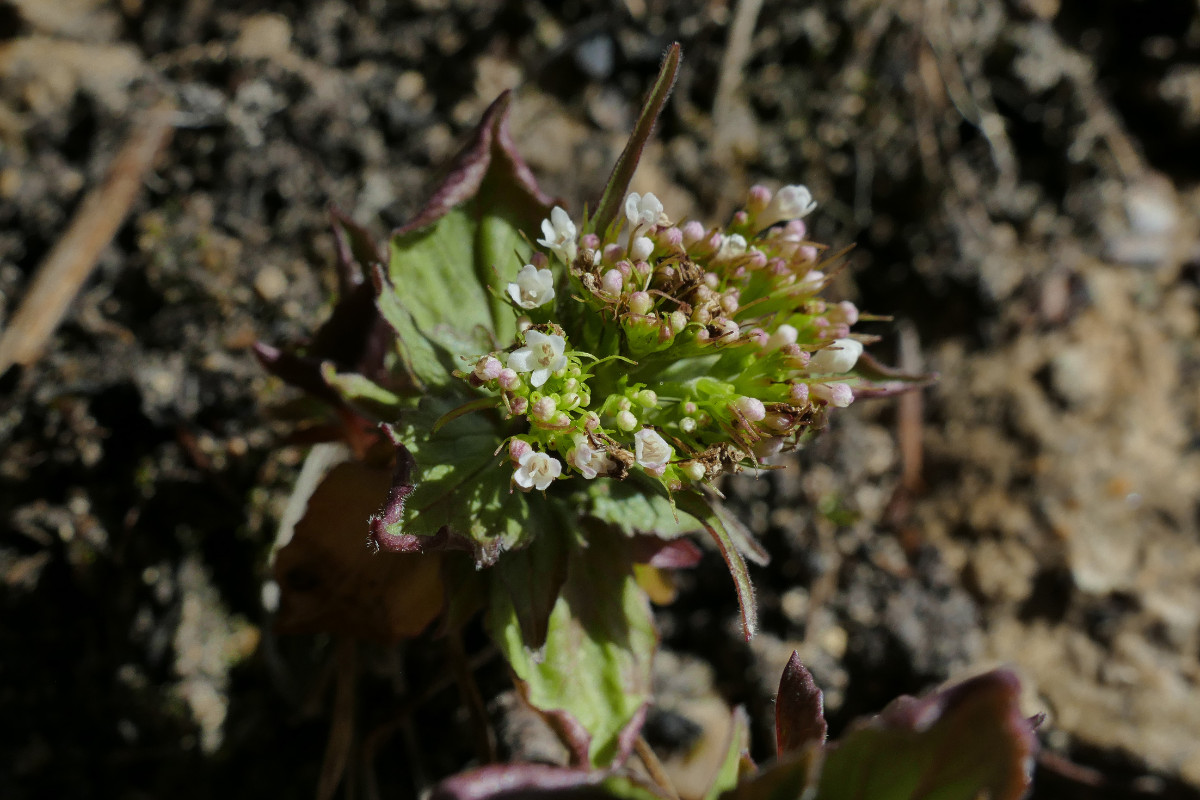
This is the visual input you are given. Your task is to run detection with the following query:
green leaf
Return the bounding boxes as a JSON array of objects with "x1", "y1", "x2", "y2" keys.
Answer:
[
  {"x1": 373, "y1": 263, "x2": 459, "y2": 391},
  {"x1": 489, "y1": 523, "x2": 656, "y2": 768},
  {"x1": 674, "y1": 492, "x2": 757, "y2": 641},
  {"x1": 590, "y1": 43, "x2": 682, "y2": 236},
  {"x1": 705, "y1": 707, "x2": 752, "y2": 800},
  {"x1": 815, "y1": 670, "x2": 1036, "y2": 800},
  {"x1": 374, "y1": 397, "x2": 531, "y2": 566},
  {"x1": 584, "y1": 479, "x2": 701, "y2": 539},
  {"x1": 491, "y1": 514, "x2": 570, "y2": 650},
  {"x1": 319, "y1": 362, "x2": 404, "y2": 421}
]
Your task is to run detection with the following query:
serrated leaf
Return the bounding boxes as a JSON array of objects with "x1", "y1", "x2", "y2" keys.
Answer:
[
  {"x1": 674, "y1": 492, "x2": 757, "y2": 641},
  {"x1": 815, "y1": 670, "x2": 1037, "y2": 800},
  {"x1": 369, "y1": 398, "x2": 529, "y2": 567},
  {"x1": 382, "y1": 92, "x2": 552, "y2": 368},
  {"x1": 372, "y1": 263, "x2": 461, "y2": 391},
  {"x1": 775, "y1": 651, "x2": 827, "y2": 757},
  {"x1": 489, "y1": 523, "x2": 656, "y2": 768},
  {"x1": 705, "y1": 707, "x2": 753, "y2": 800}
]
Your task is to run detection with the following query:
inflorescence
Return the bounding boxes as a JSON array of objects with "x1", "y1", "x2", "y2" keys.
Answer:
[{"x1": 458, "y1": 186, "x2": 868, "y2": 494}]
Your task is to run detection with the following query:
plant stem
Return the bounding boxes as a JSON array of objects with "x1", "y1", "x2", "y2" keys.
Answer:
[{"x1": 634, "y1": 736, "x2": 680, "y2": 800}]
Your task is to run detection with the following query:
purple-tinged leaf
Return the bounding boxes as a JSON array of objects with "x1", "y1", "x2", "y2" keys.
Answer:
[
  {"x1": 329, "y1": 205, "x2": 384, "y2": 291},
  {"x1": 630, "y1": 535, "x2": 703, "y2": 569},
  {"x1": 366, "y1": 426, "x2": 481, "y2": 558},
  {"x1": 590, "y1": 43, "x2": 681, "y2": 236},
  {"x1": 674, "y1": 492, "x2": 757, "y2": 641},
  {"x1": 394, "y1": 91, "x2": 553, "y2": 239},
  {"x1": 851, "y1": 351, "x2": 937, "y2": 400},
  {"x1": 816, "y1": 669, "x2": 1038, "y2": 800},
  {"x1": 431, "y1": 764, "x2": 667, "y2": 800},
  {"x1": 711, "y1": 498, "x2": 770, "y2": 567},
  {"x1": 775, "y1": 652, "x2": 827, "y2": 757}
]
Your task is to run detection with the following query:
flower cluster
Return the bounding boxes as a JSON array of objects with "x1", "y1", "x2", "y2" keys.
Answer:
[{"x1": 461, "y1": 186, "x2": 869, "y2": 494}]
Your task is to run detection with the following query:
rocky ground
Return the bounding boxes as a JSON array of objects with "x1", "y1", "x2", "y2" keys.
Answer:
[{"x1": 2, "y1": 0, "x2": 1199, "y2": 798}]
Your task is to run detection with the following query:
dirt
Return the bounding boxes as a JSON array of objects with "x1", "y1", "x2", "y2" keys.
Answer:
[{"x1": 2, "y1": 1, "x2": 1199, "y2": 798}]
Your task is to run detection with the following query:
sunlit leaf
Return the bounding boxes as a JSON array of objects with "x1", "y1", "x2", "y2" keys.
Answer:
[
  {"x1": 815, "y1": 670, "x2": 1037, "y2": 800},
  {"x1": 490, "y1": 523, "x2": 656, "y2": 767}
]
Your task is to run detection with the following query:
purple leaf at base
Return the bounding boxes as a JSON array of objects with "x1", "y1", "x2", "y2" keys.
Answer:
[{"x1": 775, "y1": 652, "x2": 827, "y2": 757}]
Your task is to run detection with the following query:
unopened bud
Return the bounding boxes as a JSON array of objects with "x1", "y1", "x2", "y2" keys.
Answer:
[
  {"x1": 790, "y1": 382, "x2": 810, "y2": 403},
  {"x1": 629, "y1": 291, "x2": 653, "y2": 315},
  {"x1": 509, "y1": 395, "x2": 528, "y2": 414},
  {"x1": 746, "y1": 250, "x2": 768, "y2": 270},
  {"x1": 809, "y1": 338, "x2": 863, "y2": 374},
  {"x1": 560, "y1": 392, "x2": 581, "y2": 409},
  {"x1": 747, "y1": 185, "x2": 772, "y2": 214},
  {"x1": 474, "y1": 355, "x2": 502, "y2": 381},
  {"x1": 811, "y1": 382, "x2": 854, "y2": 407},
  {"x1": 517, "y1": 315, "x2": 533, "y2": 332},
  {"x1": 682, "y1": 461, "x2": 707, "y2": 482},
  {"x1": 580, "y1": 233, "x2": 600, "y2": 250},
  {"x1": 681, "y1": 220, "x2": 705, "y2": 246},
  {"x1": 631, "y1": 236, "x2": 654, "y2": 262},
  {"x1": 509, "y1": 439, "x2": 531, "y2": 461},
  {"x1": 753, "y1": 437, "x2": 786, "y2": 460},
  {"x1": 532, "y1": 397, "x2": 557, "y2": 421},
  {"x1": 720, "y1": 292, "x2": 739, "y2": 314},
  {"x1": 732, "y1": 396, "x2": 766, "y2": 422},
  {"x1": 659, "y1": 226, "x2": 684, "y2": 249},
  {"x1": 766, "y1": 324, "x2": 798, "y2": 350},
  {"x1": 601, "y1": 269, "x2": 624, "y2": 295},
  {"x1": 530, "y1": 251, "x2": 548, "y2": 268},
  {"x1": 710, "y1": 318, "x2": 740, "y2": 342},
  {"x1": 829, "y1": 300, "x2": 859, "y2": 326},
  {"x1": 691, "y1": 306, "x2": 712, "y2": 325},
  {"x1": 616, "y1": 410, "x2": 638, "y2": 431},
  {"x1": 498, "y1": 368, "x2": 520, "y2": 390},
  {"x1": 603, "y1": 244, "x2": 624, "y2": 263},
  {"x1": 616, "y1": 260, "x2": 633, "y2": 278},
  {"x1": 635, "y1": 389, "x2": 658, "y2": 408},
  {"x1": 680, "y1": 417, "x2": 697, "y2": 433},
  {"x1": 669, "y1": 311, "x2": 688, "y2": 335}
]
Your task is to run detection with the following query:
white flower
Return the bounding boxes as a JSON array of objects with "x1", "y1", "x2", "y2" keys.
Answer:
[
  {"x1": 537, "y1": 206, "x2": 577, "y2": 264},
  {"x1": 513, "y1": 450, "x2": 562, "y2": 490},
  {"x1": 569, "y1": 436, "x2": 614, "y2": 480},
  {"x1": 624, "y1": 192, "x2": 664, "y2": 228},
  {"x1": 507, "y1": 264, "x2": 556, "y2": 310},
  {"x1": 809, "y1": 338, "x2": 863, "y2": 374},
  {"x1": 508, "y1": 329, "x2": 568, "y2": 388},
  {"x1": 634, "y1": 428, "x2": 673, "y2": 473},
  {"x1": 765, "y1": 323, "x2": 798, "y2": 350},
  {"x1": 718, "y1": 233, "x2": 748, "y2": 260},
  {"x1": 757, "y1": 184, "x2": 817, "y2": 230}
]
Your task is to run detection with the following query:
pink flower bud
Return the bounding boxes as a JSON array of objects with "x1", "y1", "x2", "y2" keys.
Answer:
[
  {"x1": 474, "y1": 355, "x2": 502, "y2": 381},
  {"x1": 616, "y1": 260, "x2": 633, "y2": 278},
  {"x1": 746, "y1": 250, "x2": 768, "y2": 270},
  {"x1": 811, "y1": 382, "x2": 854, "y2": 407},
  {"x1": 705, "y1": 232, "x2": 724, "y2": 251},
  {"x1": 732, "y1": 396, "x2": 766, "y2": 422},
  {"x1": 509, "y1": 396, "x2": 528, "y2": 414},
  {"x1": 603, "y1": 243, "x2": 624, "y2": 263},
  {"x1": 720, "y1": 292, "x2": 739, "y2": 314},
  {"x1": 633, "y1": 259, "x2": 652, "y2": 278},
  {"x1": 799, "y1": 245, "x2": 819, "y2": 263},
  {"x1": 732, "y1": 210, "x2": 749, "y2": 226},
  {"x1": 753, "y1": 437, "x2": 785, "y2": 460},
  {"x1": 747, "y1": 185, "x2": 771, "y2": 213},
  {"x1": 629, "y1": 291, "x2": 653, "y2": 315},
  {"x1": 529, "y1": 251, "x2": 548, "y2": 268},
  {"x1": 659, "y1": 226, "x2": 684, "y2": 249},
  {"x1": 747, "y1": 328, "x2": 768, "y2": 347},
  {"x1": 681, "y1": 221, "x2": 705, "y2": 246},
  {"x1": 601, "y1": 269, "x2": 624, "y2": 295},
  {"x1": 830, "y1": 300, "x2": 859, "y2": 326},
  {"x1": 581, "y1": 233, "x2": 600, "y2": 250},
  {"x1": 790, "y1": 382, "x2": 810, "y2": 403},
  {"x1": 509, "y1": 439, "x2": 531, "y2": 462},
  {"x1": 703, "y1": 272, "x2": 720, "y2": 290},
  {"x1": 531, "y1": 397, "x2": 557, "y2": 421},
  {"x1": 783, "y1": 219, "x2": 807, "y2": 239},
  {"x1": 498, "y1": 368, "x2": 520, "y2": 389}
]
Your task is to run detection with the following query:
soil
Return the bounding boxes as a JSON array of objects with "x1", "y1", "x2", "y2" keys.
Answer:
[{"x1": 2, "y1": 1, "x2": 1199, "y2": 798}]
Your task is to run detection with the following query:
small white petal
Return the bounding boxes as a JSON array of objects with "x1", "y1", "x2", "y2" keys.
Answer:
[
  {"x1": 633, "y1": 428, "x2": 673, "y2": 470},
  {"x1": 631, "y1": 236, "x2": 654, "y2": 262},
  {"x1": 508, "y1": 347, "x2": 534, "y2": 372},
  {"x1": 530, "y1": 368, "x2": 550, "y2": 388}
]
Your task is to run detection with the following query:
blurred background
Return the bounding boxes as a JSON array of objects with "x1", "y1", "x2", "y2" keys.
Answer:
[{"x1": 1, "y1": 0, "x2": 1198, "y2": 798}]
